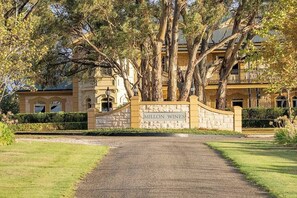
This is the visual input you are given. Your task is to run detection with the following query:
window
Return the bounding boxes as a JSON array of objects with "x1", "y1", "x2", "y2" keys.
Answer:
[
  {"x1": 34, "y1": 102, "x2": 46, "y2": 113},
  {"x1": 276, "y1": 96, "x2": 287, "y2": 107},
  {"x1": 293, "y1": 96, "x2": 297, "y2": 108},
  {"x1": 86, "y1": 98, "x2": 92, "y2": 110},
  {"x1": 231, "y1": 64, "x2": 239, "y2": 75},
  {"x1": 51, "y1": 101, "x2": 62, "y2": 112},
  {"x1": 232, "y1": 99, "x2": 243, "y2": 107},
  {"x1": 101, "y1": 98, "x2": 113, "y2": 112}
]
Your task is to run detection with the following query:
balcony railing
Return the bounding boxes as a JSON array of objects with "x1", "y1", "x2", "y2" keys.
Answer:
[
  {"x1": 208, "y1": 69, "x2": 265, "y2": 84},
  {"x1": 161, "y1": 69, "x2": 266, "y2": 85}
]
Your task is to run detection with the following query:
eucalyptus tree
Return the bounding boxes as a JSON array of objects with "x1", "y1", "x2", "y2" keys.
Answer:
[
  {"x1": 178, "y1": 0, "x2": 259, "y2": 101},
  {"x1": 40, "y1": 0, "x2": 269, "y2": 103},
  {"x1": 43, "y1": 0, "x2": 173, "y2": 100},
  {"x1": 215, "y1": 0, "x2": 271, "y2": 109},
  {"x1": 0, "y1": 0, "x2": 55, "y2": 103},
  {"x1": 179, "y1": 0, "x2": 230, "y2": 102}
]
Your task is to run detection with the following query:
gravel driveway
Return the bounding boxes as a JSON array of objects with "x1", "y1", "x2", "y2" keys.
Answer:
[{"x1": 34, "y1": 135, "x2": 268, "y2": 198}]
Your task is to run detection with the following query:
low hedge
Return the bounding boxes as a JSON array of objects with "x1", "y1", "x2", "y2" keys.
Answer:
[
  {"x1": 2, "y1": 112, "x2": 88, "y2": 123},
  {"x1": 242, "y1": 108, "x2": 297, "y2": 128},
  {"x1": 242, "y1": 119, "x2": 275, "y2": 128},
  {"x1": 11, "y1": 122, "x2": 87, "y2": 131},
  {"x1": 242, "y1": 108, "x2": 297, "y2": 120}
]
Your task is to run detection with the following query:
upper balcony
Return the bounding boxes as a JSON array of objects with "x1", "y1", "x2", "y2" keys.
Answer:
[{"x1": 208, "y1": 68, "x2": 266, "y2": 85}]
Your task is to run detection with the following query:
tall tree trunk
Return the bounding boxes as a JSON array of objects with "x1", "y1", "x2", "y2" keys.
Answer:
[
  {"x1": 194, "y1": 69, "x2": 207, "y2": 104},
  {"x1": 168, "y1": 0, "x2": 184, "y2": 101},
  {"x1": 123, "y1": 77, "x2": 133, "y2": 98},
  {"x1": 152, "y1": 42, "x2": 164, "y2": 101},
  {"x1": 151, "y1": 0, "x2": 169, "y2": 101},
  {"x1": 179, "y1": 45, "x2": 199, "y2": 101},
  {"x1": 215, "y1": 1, "x2": 257, "y2": 109},
  {"x1": 287, "y1": 89, "x2": 293, "y2": 122},
  {"x1": 216, "y1": 73, "x2": 228, "y2": 110},
  {"x1": 141, "y1": 58, "x2": 150, "y2": 101},
  {"x1": 194, "y1": 35, "x2": 209, "y2": 103}
]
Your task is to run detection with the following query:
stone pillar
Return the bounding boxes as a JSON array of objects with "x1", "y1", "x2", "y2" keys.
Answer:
[
  {"x1": 189, "y1": 95, "x2": 199, "y2": 129},
  {"x1": 130, "y1": 96, "x2": 140, "y2": 128},
  {"x1": 88, "y1": 108, "x2": 99, "y2": 130},
  {"x1": 233, "y1": 106, "x2": 242, "y2": 132}
]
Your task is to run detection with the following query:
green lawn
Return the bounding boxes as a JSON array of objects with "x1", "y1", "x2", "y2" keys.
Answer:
[
  {"x1": 208, "y1": 141, "x2": 297, "y2": 198},
  {"x1": 0, "y1": 141, "x2": 109, "y2": 198}
]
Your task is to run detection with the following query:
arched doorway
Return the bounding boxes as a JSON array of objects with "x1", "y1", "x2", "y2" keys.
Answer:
[{"x1": 101, "y1": 98, "x2": 113, "y2": 112}]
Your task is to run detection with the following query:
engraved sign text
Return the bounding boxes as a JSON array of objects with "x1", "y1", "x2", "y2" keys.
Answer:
[{"x1": 143, "y1": 112, "x2": 186, "y2": 121}]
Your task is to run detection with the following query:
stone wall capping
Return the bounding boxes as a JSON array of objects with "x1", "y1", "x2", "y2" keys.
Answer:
[{"x1": 140, "y1": 101, "x2": 190, "y2": 105}]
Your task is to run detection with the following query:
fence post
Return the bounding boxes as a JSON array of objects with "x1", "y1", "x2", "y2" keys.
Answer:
[
  {"x1": 233, "y1": 106, "x2": 242, "y2": 132},
  {"x1": 130, "y1": 96, "x2": 140, "y2": 128},
  {"x1": 88, "y1": 108, "x2": 99, "y2": 130},
  {"x1": 189, "y1": 95, "x2": 199, "y2": 129}
]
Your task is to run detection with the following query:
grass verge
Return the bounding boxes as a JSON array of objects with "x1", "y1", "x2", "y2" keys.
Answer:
[
  {"x1": 208, "y1": 141, "x2": 297, "y2": 198},
  {"x1": 16, "y1": 128, "x2": 243, "y2": 136},
  {"x1": 0, "y1": 141, "x2": 108, "y2": 198}
]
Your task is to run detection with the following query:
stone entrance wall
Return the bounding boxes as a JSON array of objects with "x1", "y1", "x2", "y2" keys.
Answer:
[
  {"x1": 139, "y1": 103, "x2": 190, "y2": 129},
  {"x1": 88, "y1": 104, "x2": 130, "y2": 129},
  {"x1": 88, "y1": 95, "x2": 242, "y2": 132}
]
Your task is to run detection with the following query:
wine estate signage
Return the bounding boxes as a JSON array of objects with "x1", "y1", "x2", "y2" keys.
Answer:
[{"x1": 143, "y1": 112, "x2": 186, "y2": 121}]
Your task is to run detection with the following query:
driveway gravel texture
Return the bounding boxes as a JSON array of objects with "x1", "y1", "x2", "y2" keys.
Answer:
[{"x1": 18, "y1": 135, "x2": 270, "y2": 198}]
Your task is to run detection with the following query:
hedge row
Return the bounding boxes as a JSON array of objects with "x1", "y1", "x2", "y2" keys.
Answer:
[
  {"x1": 0, "y1": 112, "x2": 88, "y2": 123},
  {"x1": 242, "y1": 119, "x2": 275, "y2": 128},
  {"x1": 242, "y1": 108, "x2": 294, "y2": 128},
  {"x1": 11, "y1": 122, "x2": 87, "y2": 131},
  {"x1": 242, "y1": 108, "x2": 297, "y2": 120}
]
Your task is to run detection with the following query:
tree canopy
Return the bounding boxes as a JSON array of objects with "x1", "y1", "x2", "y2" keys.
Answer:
[{"x1": 0, "y1": 0, "x2": 59, "y2": 103}]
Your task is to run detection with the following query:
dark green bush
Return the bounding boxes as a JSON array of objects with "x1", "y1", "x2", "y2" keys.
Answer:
[
  {"x1": 242, "y1": 108, "x2": 297, "y2": 128},
  {"x1": 0, "y1": 122, "x2": 15, "y2": 145},
  {"x1": 12, "y1": 112, "x2": 87, "y2": 123},
  {"x1": 242, "y1": 119, "x2": 274, "y2": 128},
  {"x1": 11, "y1": 122, "x2": 87, "y2": 131}
]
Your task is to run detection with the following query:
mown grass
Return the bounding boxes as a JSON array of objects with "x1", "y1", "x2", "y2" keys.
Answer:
[
  {"x1": 16, "y1": 128, "x2": 242, "y2": 136},
  {"x1": 0, "y1": 142, "x2": 108, "y2": 198},
  {"x1": 208, "y1": 141, "x2": 297, "y2": 198}
]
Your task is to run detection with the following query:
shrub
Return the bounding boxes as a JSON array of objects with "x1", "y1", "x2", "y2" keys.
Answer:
[
  {"x1": 274, "y1": 116, "x2": 297, "y2": 146},
  {"x1": 242, "y1": 108, "x2": 297, "y2": 128},
  {"x1": 0, "y1": 122, "x2": 15, "y2": 146}
]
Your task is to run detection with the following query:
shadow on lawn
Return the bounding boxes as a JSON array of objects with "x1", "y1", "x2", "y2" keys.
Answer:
[{"x1": 217, "y1": 141, "x2": 297, "y2": 176}]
